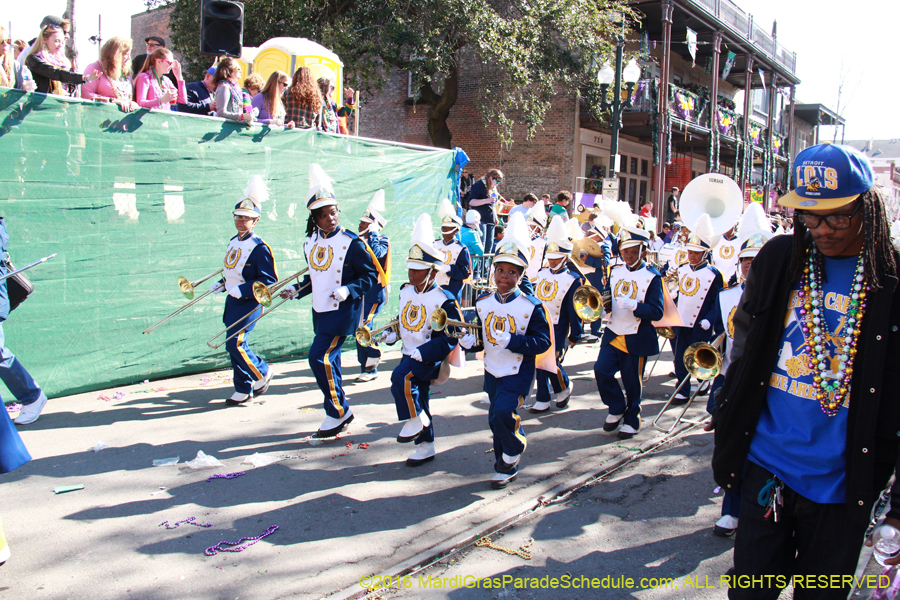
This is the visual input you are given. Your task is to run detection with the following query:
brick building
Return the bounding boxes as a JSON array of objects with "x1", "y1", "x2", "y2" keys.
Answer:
[{"x1": 130, "y1": 4, "x2": 180, "y2": 61}]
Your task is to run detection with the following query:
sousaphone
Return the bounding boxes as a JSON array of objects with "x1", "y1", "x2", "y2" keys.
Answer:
[{"x1": 678, "y1": 174, "x2": 744, "y2": 243}]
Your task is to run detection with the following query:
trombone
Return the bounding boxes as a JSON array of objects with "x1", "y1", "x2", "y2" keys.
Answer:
[
  {"x1": 355, "y1": 319, "x2": 400, "y2": 347},
  {"x1": 643, "y1": 327, "x2": 677, "y2": 383},
  {"x1": 206, "y1": 268, "x2": 309, "y2": 349},
  {"x1": 143, "y1": 268, "x2": 224, "y2": 334},
  {"x1": 652, "y1": 333, "x2": 725, "y2": 434},
  {"x1": 430, "y1": 307, "x2": 481, "y2": 343},
  {"x1": 573, "y1": 284, "x2": 607, "y2": 322}
]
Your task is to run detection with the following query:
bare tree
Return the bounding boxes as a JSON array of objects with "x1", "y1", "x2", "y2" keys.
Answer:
[{"x1": 64, "y1": 0, "x2": 79, "y2": 70}]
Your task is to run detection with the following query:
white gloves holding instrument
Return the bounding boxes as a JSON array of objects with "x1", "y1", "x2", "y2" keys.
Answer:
[
  {"x1": 494, "y1": 330, "x2": 511, "y2": 349},
  {"x1": 700, "y1": 319, "x2": 711, "y2": 331},
  {"x1": 383, "y1": 331, "x2": 398, "y2": 345},
  {"x1": 228, "y1": 286, "x2": 242, "y2": 299},
  {"x1": 331, "y1": 286, "x2": 350, "y2": 302},
  {"x1": 410, "y1": 348, "x2": 423, "y2": 362},
  {"x1": 210, "y1": 282, "x2": 225, "y2": 294},
  {"x1": 616, "y1": 296, "x2": 638, "y2": 311},
  {"x1": 460, "y1": 333, "x2": 477, "y2": 350}
]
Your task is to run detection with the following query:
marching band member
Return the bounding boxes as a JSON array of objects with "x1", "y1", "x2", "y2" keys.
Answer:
[
  {"x1": 712, "y1": 223, "x2": 741, "y2": 285},
  {"x1": 383, "y1": 214, "x2": 462, "y2": 466},
  {"x1": 595, "y1": 224, "x2": 664, "y2": 439},
  {"x1": 460, "y1": 213, "x2": 552, "y2": 488},
  {"x1": 284, "y1": 164, "x2": 382, "y2": 438},
  {"x1": 669, "y1": 215, "x2": 724, "y2": 404},
  {"x1": 531, "y1": 216, "x2": 583, "y2": 413},
  {"x1": 579, "y1": 212, "x2": 614, "y2": 340},
  {"x1": 434, "y1": 198, "x2": 472, "y2": 301},
  {"x1": 214, "y1": 176, "x2": 278, "y2": 404},
  {"x1": 355, "y1": 190, "x2": 391, "y2": 383},
  {"x1": 707, "y1": 203, "x2": 772, "y2": 538},
  {"x1": 524, "y1": 200, "x2": 549, "y2": 287}
]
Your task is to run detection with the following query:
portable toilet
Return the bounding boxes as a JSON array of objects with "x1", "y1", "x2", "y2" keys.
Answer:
[
  {"x1": 252, "y1": 37, "x2": 343, "y2": 103},
  {"x1": 236, "y1": 46, "x2": 260, "y2": 79}
]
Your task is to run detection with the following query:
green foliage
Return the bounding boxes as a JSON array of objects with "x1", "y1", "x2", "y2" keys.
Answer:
[{"x1": 161, "y1": 0, "x2": 636, "y2": 147}]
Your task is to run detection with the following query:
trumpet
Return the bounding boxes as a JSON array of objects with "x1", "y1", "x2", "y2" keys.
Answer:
[
  {"x1": 206, "y1": 268, "x2": 310, "y2": 349},
  {"x1": 430, "y1": 307, "x2": 482, "y2": 342},
  {"x1": 144, "y1": 268, "x2": 224, "y2": 334},
  {"x1": 355, "y1": 319, "x2": 400, "y2": 347},
  {"x1": 573, "y1": 284, "x2": 606, "y2": 323},
  {"x1": 652, "y1": 333, "x2": 725, "y2": 434}
]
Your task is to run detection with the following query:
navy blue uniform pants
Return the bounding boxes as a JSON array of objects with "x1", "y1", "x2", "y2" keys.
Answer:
[
  {"x1": 536, "y1": 325, "x2": 569, "y2": 403},
  {"x1": 390, "y1": 355, "x2": 437, "y2": 444},
  {"x1": 309, "y1": 333, "x2": 349, "y2": 419},
  {"x1": 594, "y1": 343, "x2": 645, "y2": 429},
  {"x1": 484, "y1": 372, "x2": 527, "y2": 473},
  {"x1": 225, "y1": 306, "x2": 268, "y2": 395}
]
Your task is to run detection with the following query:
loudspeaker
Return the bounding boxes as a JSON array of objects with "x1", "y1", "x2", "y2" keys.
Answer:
[{"x1": 199, "y1": 0, "x2": 244, "y2": 58}]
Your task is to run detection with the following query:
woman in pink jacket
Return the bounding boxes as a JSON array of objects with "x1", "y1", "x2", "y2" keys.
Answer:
[
  {"x1": 133, "y1": 47, "x2": 185, "y2": 110},
  {"x1": 81, "y1": 36, "x2": 139, "y2": 112}
]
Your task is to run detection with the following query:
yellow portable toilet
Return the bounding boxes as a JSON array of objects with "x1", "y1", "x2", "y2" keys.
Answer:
[
  {"x1": 252, "y1": 37, "x2": 344, "y2": 104},
  {"x1": 236, "y1": 46, "x2": 261, "y2": 79}
]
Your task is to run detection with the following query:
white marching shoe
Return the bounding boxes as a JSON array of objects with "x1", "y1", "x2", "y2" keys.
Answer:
[
  {"x1": 397, "y1": 412, "x2": 431, "y2": 443},
  {"x1": 556, "y1": 381, "x2": 574, "y2": 408},
  {"x1": 406, "y1": 442, "x2": 436, "y2": 467},
  {"x1": 252, "y1": 368, "x2": 274, "y2": 396},
  {"x1": 491, "y1": 471, "x2": 517, "y2": 489},
  {"x1": 528, "y1": 400, "x2": 551, "y2": 414},
  {"x1": 316, "y1": 410, "x2": 354, "y2": 438}
]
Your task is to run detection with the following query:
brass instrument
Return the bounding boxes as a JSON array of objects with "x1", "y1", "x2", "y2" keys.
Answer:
[
  {"x1": 572, "y1": 284, "x2": 605, "y2": 323},
  {"x1": 656, "y1": 327, "x2": 677, "y2": 339},
  {"x1": 571, "y1": 238, "x2": 603, "y2": 275},
  {"x1": 355, "y1": 319, "x2": 400, "y2": 348},
  {"x1": 0, "y1": 253, "x2": 56, "y2": 283},
  {"x1": 652, "y1": 333, "x2": 725, "y2": 434},
  {"x1": 144, "y1": 268, "x2": 224, "y2": 334},
  {"x1": 206, "y1": 268, "x2": 310, "y2": 349},
  {"x1": 430, "y1": 307, "x2": 482, "y2": 343},
  {"x1": 643, "y1": 330, "x2": 675, "y2": 383}
]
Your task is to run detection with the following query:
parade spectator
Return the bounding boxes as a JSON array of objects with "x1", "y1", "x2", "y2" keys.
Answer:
[
  {"x1": 252, "y1": 70, "x2": 294, "y2": 128},
  {"x1": 460, "y1": 209, "x2": 485, "y2": 260},
  {"x1": 666, "y1": 187, "x2": 679, "y2": 223},
  {"x1": 467, "y1": 168, "x2": 503, "y2": 255},
  {"x1": 133, "y1": 47, "x2": 185, "y2": 111},
  {"x1": 131, "y1": 36, "x2": 165, "y2": 82},
  {"x1": 17, "y1": 15, "x2": 65, "y2": 68},
  {"x1": 541, "y1": 194, "x2": 552, "y2": 211},
  {"x1": 317, "y1": 73, "x2": 355, "y2": 134},
  {"x1": 243, "y1": 73, "x2": 264, "y2": 98},
  {"x1": 25, "y1": 19, "x2": 98, "y2": 96},
  {"x1": 492, "y1": 225, "x2": 505, "y2": 252},
  {"x1": 550, "y1": 190, "x2": 572, "y2": 220},
  {"x1": 283, "y1": 66, "x2": 321, "y2": 130},
  {"x1": 178, "y1": 66, "x2": 217, "y2": 115},
  {"x1": 640, "y1": 200, "x2": 653, "y2": 218},
  {"x1": 508, "y1": 193, "x2": 537, "y2": 220},
  {"x1": 0, "y1": 27, "x2": 32, "y2": 91},
  {"x1": 12, "y1": 40, "x2": 26, "y2": 60},
  {"x1": 213, "y1": 57, "x2": 252, "y2": 123},
  {"x1": 81, "y1": 37, "x2": 139, "y2": 112},
  {"x1": 661, "y1": 222, "x2": 671, "y2": 242},
  {"x1": 460, "y1": 169, "x2": 475, "y2": 207}
]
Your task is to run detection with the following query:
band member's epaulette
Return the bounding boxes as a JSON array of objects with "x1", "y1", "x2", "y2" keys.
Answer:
[
  {"x1": 476, "y1": 292, "x2": 493, "y2": 302},
  {"x1": 439, "y1": 287, "x2": 456, "y2": 302},
  {"x1": 522, "y1": 294, "x2": 542, "y2": 307},
  {"x1": 341, "y1": 228, "x2": 360, "y2": 240},
  {"x1": 400, "y1": 282, "x2": 411, "y2": 291},
  {"x1": 646, "y1": 264, "x2": 663, "y2": 277}
]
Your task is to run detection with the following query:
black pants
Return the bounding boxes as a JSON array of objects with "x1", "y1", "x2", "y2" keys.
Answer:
[{"x1": 728, "y1": 460, "x2": 867, "y2": 600}]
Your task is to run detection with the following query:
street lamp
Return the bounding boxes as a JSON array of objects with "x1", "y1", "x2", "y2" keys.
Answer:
[{"x1": 597, "y1": 36, "x2": 641, "y2": 179}]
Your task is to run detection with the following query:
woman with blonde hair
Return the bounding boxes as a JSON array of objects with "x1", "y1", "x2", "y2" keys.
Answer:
[
  {"x1": 0, "y1": 26, "x2": 32, "y2": 90},
  {"x1": 25, "y1": 20, "x2": 98, "y2": 95},
  {"x1": 81, "y1": 36, "x2": 139, "y2": 112},
  {"x1": 214, "y1": 57, "x2": 252, "y2": 123},
  {"x1": 133, "y1": 47, "x2": 185, "y2": 110},
  {"x1": 251, "y1": 70, "x2": 294, "y2": 128},
  {"x1": 283, "y1": 66, "x2": 321, "y2": 130}
]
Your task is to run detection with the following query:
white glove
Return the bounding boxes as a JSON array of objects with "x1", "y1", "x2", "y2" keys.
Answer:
[
  {"x1": 210, "y1": 282, "x2": 225, "y2": 294},
  {"x1": 332, "y1": 286, "x2": 350, "y2": 302},
  {"x1": 279, "y1": 284, "x2": 298, "y2": 299},
  {"x1": 616, "y1": 296, "x2": 638, "y2": 311},
  {"x1": 410, "y1": 348, "x2": 423, "y2": 362},
  {"x1": 700, "y1": 319, "x2": 711, "y2": 331},
  {"x1": 494, "y1": 330, "x2": 511, "y2": 349},
  {"x1": 383, "y1": 331, "x2": 398, "y2": 345},
  {"x1": 667, "y1": 265, "x2": 679, "y2": 277},
  {"x1": 459, "y1": 333, "x2": 477, "y2": 350},
  {"x1": 437, "y1": 263, "x2": 451, "y2": 274},
  {"x1": 228, "y1": 286, "x2": 242, "y2": 299}
]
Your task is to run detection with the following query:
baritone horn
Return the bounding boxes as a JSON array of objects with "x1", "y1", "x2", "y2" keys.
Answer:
[
  {"x1": 430, "y1": 307, "x2": 481, "y2": 343},
  {"x1": 355, "y1": 319, "x2": 400, "y2": 347},
  {"x1": 573, "y1": 284, "x2": 607, "y2": 322},
  {"x1": 144, "y1": 268, "x2": 224, "y2": 334},
  {"x1": 652, "y1": 333, "x2": 725, "y2": 434}
]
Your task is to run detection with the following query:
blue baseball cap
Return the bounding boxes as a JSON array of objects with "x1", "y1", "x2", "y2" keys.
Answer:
[{"x1": 779, "y1": 143, "x2": 874, "y2": 210}]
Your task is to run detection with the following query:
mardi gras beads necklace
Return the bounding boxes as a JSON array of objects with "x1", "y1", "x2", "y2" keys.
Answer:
[{"x1": 798, "y1": 246, "x2": 867, "y2": 416}]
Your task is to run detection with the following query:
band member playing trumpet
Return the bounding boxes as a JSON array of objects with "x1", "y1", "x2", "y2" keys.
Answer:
[
  {"x1": 382, "y1": 214, "x2": 462, "y2": 466},
  {"x1": 670, "y1": 215, "x2": 724, "y2": 404},
  {"x1": 434, "y1": 198, "x2": 472, "y2": 301},
  {"x1": 283, "y1": 164, "x2": 382, "y2": 438},
  {"x1": 459, "y1": 213, "x2": 552, "y2": 489},
  {"x1": 579, "y1": 213, "x2": 614, "y2": 340},
  {"x1": 531, "y1": 215, "x2": 583, "y2": 413},
  {"x1": 595, "y1": 225, "x2": 664, "y2": 439},
  {"x1": 213, "y1": 176, "x2": 278, "y2": 404},
  {"x1": 355, "y1": 190, "x2": 391, "y2": 383}
]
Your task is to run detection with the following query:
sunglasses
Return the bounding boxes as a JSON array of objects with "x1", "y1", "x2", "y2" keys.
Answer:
[
  {"x1": 279, "y1": 81, "x2": 289, "y2": 87},
  {"x1": 795, "y1": 201, "x2": 862, "y2": 231},
  {"x1": 158, "y1": 59, "x2": 173, "y2": 65}
]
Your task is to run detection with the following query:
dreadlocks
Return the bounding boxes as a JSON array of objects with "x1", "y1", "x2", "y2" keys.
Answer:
[{"x1": 789, "y1": 188, "x2": 897, "y2": 292}]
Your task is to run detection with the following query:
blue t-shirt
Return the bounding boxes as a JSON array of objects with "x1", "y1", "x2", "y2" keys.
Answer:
[{"x1": 748, "y1": 254, "x2": 860, "y2": 504}]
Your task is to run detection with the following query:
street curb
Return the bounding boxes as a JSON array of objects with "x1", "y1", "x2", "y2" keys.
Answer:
[{"x1": 320, "y1": 416, "x2": 706, "y2": 600}]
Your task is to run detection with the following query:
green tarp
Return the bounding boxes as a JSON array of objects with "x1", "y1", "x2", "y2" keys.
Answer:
[{"x1": 0, "y1": 89, "x2": 457, "y2": 399}]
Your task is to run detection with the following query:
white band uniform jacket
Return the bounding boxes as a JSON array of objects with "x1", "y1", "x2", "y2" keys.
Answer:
[
  {"x1": 714, "y1": 282, "x2": 744, "y2": 372},
  {"x1": 295, "y1": 227, "x2": 380, "y2": 337},
  {"x1": 535, "y1": 264, "x2": 579, "y2": 326},
  {"x1": 526, "y1": 237, "x2": 547, "y2": 282},
  {"x1": 472, "y1": 289, "x2": 552, "y2": 381},
  {"x1": 600, "y1": 261, "x2": 665, "y2": 356},
  {"x1": 713, "y1": 236, "x2": 740, "y2": 283},
  {"x1": 675, "y1": 262, "x2": 722, "y2": 329},
  {"x1": 433, "y1": 238, "x2": 471, "y2": 298},
  {"x1": 608, "y1": 263, "x2": 657, "y2": 336},
  {"x1": 221, "y1": 233, "x2": 278, "y2": 323},
  {"x1": 398, "y1": 282, "x2": 461, "y2": 359}
]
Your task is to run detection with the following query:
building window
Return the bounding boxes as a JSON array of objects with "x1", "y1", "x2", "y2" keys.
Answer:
[
  {"x1": 619, "y1": 177, "x2": 627, "y2": 201},
  {"x1": 630, "y1": 157, "x2": 638, "y2": 175},
  {"x1": 641, "y1": 159, "x2": 648, "y2": 177},
  {"x1": 620, "y1": 155, "x2": 628, "y2": 174},
  {"x1": 629, "y1": 179, "x2": 637, "y2": 207}
]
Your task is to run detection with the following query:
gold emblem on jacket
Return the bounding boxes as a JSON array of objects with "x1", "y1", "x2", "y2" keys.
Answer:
[
  {"x1": 401, "y1": 302, "x2": 426, "y2": 332},
  {"x1": 310, "y1": 245, "x2": 334, "y2": 271},
  {"x1": 614, "y1": 279, "x2": 638, "y2": 300},
  {"x1": 537, "y1": 280, "x2": 558, "y2": 302},
  {"x1": 224, "y1": 248, "x2": 241, "y2": 269},
  {"x1": 680, "y1": 275, "x2": 700, "y2": 296},
  {"x1": 484, "y1": 312, "x2": 517, "y2": 346}
]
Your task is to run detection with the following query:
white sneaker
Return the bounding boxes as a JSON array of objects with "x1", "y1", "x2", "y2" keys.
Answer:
[
  {"x1": 602, "y1": 412, "x2": 624, "y2": 432},
  {"x1": 226, "y1": 391, "x2": 252, "y2": 405},
  {"x1": 397, "y1": 412, "x2": 431, "y2": 443},
  {"x1": 556, "y1": 381, "x2": 574, "y2": 408},
  {"x1": 528, "y1": 400, "x2": 551, "y2": 413},
  {"x1": 406, "y1": 442, "x2": 436, "y2": 467},
  {"x1": 714, "y1": 515, "x2": 738, "y2": 537},
  {"x1": 618, "y1": 424, "x2": 639, "y2": 439},
  {"x1": 355, "y1": 372, "x2": 378, "y2": 382},
  {"x1": 252, "y1": 368, "x2": 274, "y2": 395},
  {"x1": 316, "y1": 410, "x2": 354, "y2": 438},
  {"x1": 14, "y1": 392, "x2": 47, "y2": 425}
]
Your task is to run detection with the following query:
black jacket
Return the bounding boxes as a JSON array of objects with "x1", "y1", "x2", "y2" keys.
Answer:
[
  {"x1": 24, "y1": 54, "x2": 85, "y2": 95},
  {"x1": 711, "y1": 234, "x2": 900, "y2": 532}
]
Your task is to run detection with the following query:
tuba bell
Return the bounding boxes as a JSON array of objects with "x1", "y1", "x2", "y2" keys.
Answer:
[
  {"x1": 572, "y1": 284, "x2": 606, "y2": 323},
  {"x1": 678, "y1": 174, "x2": 744, "y2": 242}
]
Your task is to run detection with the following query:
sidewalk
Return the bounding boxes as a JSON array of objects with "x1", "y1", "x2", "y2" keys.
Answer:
[{"x1": 2, "y1": 342, "x2": 708, "y2": 600}]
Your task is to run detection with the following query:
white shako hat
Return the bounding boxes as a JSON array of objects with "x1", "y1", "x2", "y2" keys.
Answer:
[
  {"x1": 737, "y1": 202, "x2": 774, "y2": 259},
  {"x1": 438, "y1": 197, "x2": 462, "y2": 230},
  {"x1": 306, "y1": 163, "x2": 337, "y2": 211},
  {"x1": 493, "y1": 212, "x2": 530, "y2": 269},
  {"x1": 407, "y1": 213, "x2": 444, "y2": 269},
  {"x1": 685, "y1": 214, "x2": 719, "y2": 252},
  {"x1": 544, "y1": 214, "x2": 573, "y2": 259},
  {"x1": 359, "y1": 189, "x2": 387, "y2": 230},
  {"x1": 233, "y1": 175, "x2": 268, "y2": 218},
  {"x1": 591, "y1": 211, "x2": 614, "y2": 236},
  {"x1": 528, "y1": 199, "x2": 548, "y2": 230}
]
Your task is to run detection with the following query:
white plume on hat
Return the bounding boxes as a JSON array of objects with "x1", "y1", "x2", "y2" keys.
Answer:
[
  {"x1": 240, "y1": 175, "x2": 269, "y2": 207},
  {"x1": 306, "y1": 163, "x2": 336, "y2": 209},
  {"x1": 565, "y1": 216, "x2": 584, "y2": 242},
  {"x1": 737, "y1": 202, "x2": 772, "y2": 237},
  {"x1": 601, "y1": 199, "x2": 638, "y2": 229},
  {"x1": 407, "y1": 213, "x2": 441, "y2": 269},
  {"x1": 493, "y1": 211, "x2": 531, "y2": 268},
  {"x1": 507, "y1": 211, "x2": 530, "y2": 247},
  {"x1": 545, "y1": 214, "x2": 569, "y2": 246},
  {"x1": 438, "y1": 197, "x2": 462, "y2": 228},
  {"x1": 528, "y1": 200, "x2": 548, "y2": 228},
  {"x1": 691, "y1": 213, "x2": 719, "y2": 249},
  {"x1": 360, "y1": 189, "x2": 387, "y2": 230},
  {"x1": 593, "y1": 210, "x2": 614, "y2": 231}
]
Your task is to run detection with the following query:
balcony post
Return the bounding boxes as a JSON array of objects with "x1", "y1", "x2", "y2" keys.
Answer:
[
  {"x1": 738, "y1": 54, "x2": 754, "y2": 192},
  {"x1": 765, "y1": 72, "x2": 778, "y2": 213},
  {"x1": 787, "y1": 85, "x2": 796, "y2": 188},
  {"x1": 654, "y1": 0, "x2": 674, "y2": 215},
  {"x1": 709, "y1": 31, "x2": 723, "y2": 173}
]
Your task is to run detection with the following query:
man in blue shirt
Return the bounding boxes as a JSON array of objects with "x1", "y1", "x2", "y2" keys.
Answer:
[{"x1": 177, "y1": 67, "x2": 217, "y2": 116}]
